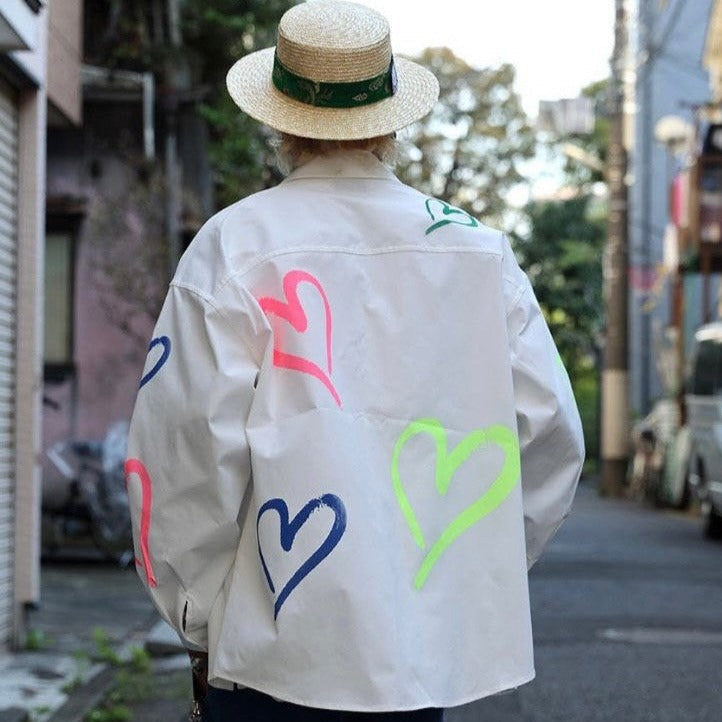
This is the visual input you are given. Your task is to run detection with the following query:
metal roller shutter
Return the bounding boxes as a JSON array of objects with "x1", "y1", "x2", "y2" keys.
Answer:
[{"x1": 0, "y1": 75, "x2": 18, "y2": 648}]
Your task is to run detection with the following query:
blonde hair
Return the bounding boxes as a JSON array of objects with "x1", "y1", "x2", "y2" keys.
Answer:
[{"x1": 273, "y1": 132, "x2": 399, "y2": 174}]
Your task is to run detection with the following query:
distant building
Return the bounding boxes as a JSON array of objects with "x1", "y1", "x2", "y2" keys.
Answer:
[
  {"x1": 42, "y1": 3, "x2": 213, "y2": 521},
  {"x1": 0, "y1": 0, "x2": 82, "y2": 650},
  {"x1": 629, "y1": 0, "x2": 715, "y2": 415},
  {"x1": 538, "y1": 96, "x2": 596, "y2": 137}
]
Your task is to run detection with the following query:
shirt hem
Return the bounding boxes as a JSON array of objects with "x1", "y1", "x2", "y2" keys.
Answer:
[{"x1": 207, "y1": 668, "x2": 536, "y2": 712}]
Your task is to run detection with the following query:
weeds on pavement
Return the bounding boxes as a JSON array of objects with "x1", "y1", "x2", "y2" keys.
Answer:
[{"x1": 83, "y1": 626, "x2": 190, "y2": 722}]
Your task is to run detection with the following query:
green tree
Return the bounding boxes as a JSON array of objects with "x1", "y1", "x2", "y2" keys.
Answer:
[
  {"x1": 517, "y1": 80, "x2": 609, "y2": 373},
  {"x1": 521, "y1": 79, "x2": 610, "y2": 463},
  {"x1": 84, "y1": 0, "x2": 297, "y2": 208},
  {"x1": 526, "y1": 79, "x2": 610, "y2": 373},
  {"x1": 519, "y1": 197, "x2": 606, "y2": 372},
  {"x1": 520, "y1": 195, "x2": 606, "y2": 464},
  {"x1": 80, "y1": 1, "x2": 297, "y2": 337},
  {"x1": 181, "y1": 0, "x2": 298, "y2": 205},
  {"x1": 394, "y1": 47, "x2": 535, "y2": 228}
]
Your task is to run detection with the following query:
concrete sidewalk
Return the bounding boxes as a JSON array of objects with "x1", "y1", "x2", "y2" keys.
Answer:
[{"x1": 0, "y1": 555, "x2": 188, "y2": 722}]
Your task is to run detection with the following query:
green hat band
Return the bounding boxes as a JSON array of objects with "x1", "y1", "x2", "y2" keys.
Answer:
[{"x1": 272, "y1": 53, "x2": 398, "y2": 109}]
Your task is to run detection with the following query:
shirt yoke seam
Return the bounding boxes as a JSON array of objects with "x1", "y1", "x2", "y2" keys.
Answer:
[
  {"x1": 216, "y1": 245, "x2": 505, "y2": 292},
  {"x1": 170, "y1": 281, "x2": 264, "y2": 366}
]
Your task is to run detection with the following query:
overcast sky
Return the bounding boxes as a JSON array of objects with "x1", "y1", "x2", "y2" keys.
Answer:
[{"x1": 361, "y1": 0, "x2": 615, "y2": 115}]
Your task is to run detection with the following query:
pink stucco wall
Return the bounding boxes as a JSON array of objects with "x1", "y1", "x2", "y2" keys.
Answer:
[{"x1": 43, "y1": 150, "x2": 156, "y2": 506}]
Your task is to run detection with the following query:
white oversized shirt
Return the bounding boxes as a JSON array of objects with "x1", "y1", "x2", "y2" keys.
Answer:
[{"x1": 126, "y1": 150, "x2": 584, "y2": 711}]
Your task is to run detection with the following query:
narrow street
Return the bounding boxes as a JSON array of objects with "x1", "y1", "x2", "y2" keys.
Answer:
[{"x1": 449, "y1": 481, "x2": 722, "y2": 722}]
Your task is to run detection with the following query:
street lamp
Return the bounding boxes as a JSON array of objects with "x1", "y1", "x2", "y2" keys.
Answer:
[{"x1": 654, "y1": 115, "x2": 695, "y2": 158}]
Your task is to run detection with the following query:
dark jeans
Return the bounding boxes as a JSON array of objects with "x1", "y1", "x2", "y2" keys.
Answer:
[{"x1": 204, "y1": 685, "x2": 444, "y2": 722}]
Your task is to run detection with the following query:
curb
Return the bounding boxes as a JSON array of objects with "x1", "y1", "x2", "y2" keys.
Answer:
[
  {"x1": 43, "y1": 621, "x2": 188, "y2": 722},
  {"x1": 0, "y1": 708, "x2": 31, "y2": 722},
  {"x1": 46, "y1": 666, "x2": 116, "y2": 722}
]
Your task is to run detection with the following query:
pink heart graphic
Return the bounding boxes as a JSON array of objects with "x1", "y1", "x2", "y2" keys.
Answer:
[
  {"x1": 258, "y1": 270, "x2": 342, "y2": 407},
  {"x1": 124, "y1": 458, "x2": 157, "y2": 588}
]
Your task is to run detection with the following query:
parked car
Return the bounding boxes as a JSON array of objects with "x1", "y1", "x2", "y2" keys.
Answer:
[{"x1": 685, "y1": 322, "x2": 722, "y2": 538}]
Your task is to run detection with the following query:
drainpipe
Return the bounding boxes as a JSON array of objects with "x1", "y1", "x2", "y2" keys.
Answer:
[
  {"x1": 164, "y1": 0, "x2": 183, "y2": 278},
  {"x1": 142, "y1": 72, "x2": 155, "y2": 161}
]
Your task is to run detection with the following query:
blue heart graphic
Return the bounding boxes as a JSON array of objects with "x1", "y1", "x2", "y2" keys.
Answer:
[
  {"x1": 257, "y1": 494, "x2": 347, "y2": 619},
  {"x1": 139, "y1": 336, "x2": 171, "y2": 389}
]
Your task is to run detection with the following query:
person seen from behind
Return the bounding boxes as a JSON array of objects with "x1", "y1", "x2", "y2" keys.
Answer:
[{"x1": 125, "y1": 2, "x2": 585, "y2": 720}]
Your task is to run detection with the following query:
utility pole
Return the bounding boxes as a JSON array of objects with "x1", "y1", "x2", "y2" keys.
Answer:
[{"x1": 601, "y1": 0, "x2": 630, "y2": 496}]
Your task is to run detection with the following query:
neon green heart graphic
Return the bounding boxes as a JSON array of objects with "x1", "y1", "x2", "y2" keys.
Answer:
[
  {"x1": 391, "y1": 419, "x2": 520, "y2": 589},
  {"x1": 425, "y1": 198, "x2": 479, "y2": 235}
]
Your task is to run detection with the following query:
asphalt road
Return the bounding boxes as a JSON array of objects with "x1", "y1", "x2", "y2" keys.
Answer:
[{"x1": 448, "y1": 481, "x2": 722, "y2": 722}]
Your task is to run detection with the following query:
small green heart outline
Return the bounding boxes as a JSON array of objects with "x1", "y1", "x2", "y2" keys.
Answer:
[
  {"x1": 391, "y1": 419, "x2": 520, "y2": 589},
  {"x1": 425, "y1": 198, "x2": 479, "y2": 235}
]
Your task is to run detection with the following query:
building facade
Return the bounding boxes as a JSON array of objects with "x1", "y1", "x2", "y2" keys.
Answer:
[
  {"x1": 0, "y1": 0, "x2": 82, "y2": 651},
  {"x1": 42, "y1": 5, "x2": 213, "y2": 530},
  {"x1": 630, "y1": 0, "x2": 717, "y2": 415},
  {"x1": 0, "y1": 0, "x2": 47, "y2": 651}
]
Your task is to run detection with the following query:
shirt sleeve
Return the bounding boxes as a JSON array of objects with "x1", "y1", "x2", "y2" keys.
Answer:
[
  {"x1": 504, "y1": 245, "x2": 585, "y2": 570},
  {"x1": 125, "y1": 283, "x2": 264, "y2": 650}
]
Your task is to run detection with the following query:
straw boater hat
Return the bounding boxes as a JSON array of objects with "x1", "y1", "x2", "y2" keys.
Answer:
[{"x1": 226, "y1": 0, "x2": 439, "y2": 140}]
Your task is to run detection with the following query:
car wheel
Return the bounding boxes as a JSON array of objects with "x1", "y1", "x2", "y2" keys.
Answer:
[
  {"x1": 703, "y1": 501, "x2": 722, "y2": 540},
  {"x1": 676, "y1": 466, "x2": 692, "y2": 510}
]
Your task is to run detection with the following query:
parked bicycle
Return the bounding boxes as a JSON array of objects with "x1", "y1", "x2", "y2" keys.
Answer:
[{"x1": 42, "y1": 419, "x2": 132, "y2": 563}]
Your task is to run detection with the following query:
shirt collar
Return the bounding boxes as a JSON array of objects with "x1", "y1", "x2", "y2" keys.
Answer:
[{"x1": 283, "y1": 150, "x2": 400, "y2": 184}]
